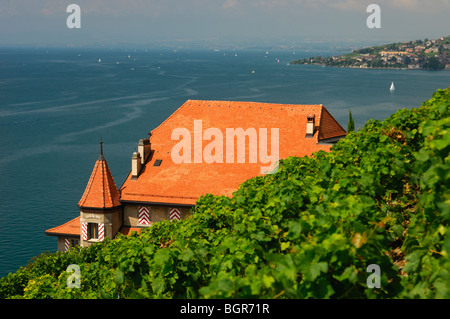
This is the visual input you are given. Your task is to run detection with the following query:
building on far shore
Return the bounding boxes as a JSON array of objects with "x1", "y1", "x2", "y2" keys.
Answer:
[{"x1": 46, "y1": 100, "x2": 347, "y2": 251}]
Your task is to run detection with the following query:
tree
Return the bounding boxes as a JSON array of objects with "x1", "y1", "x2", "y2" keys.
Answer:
[
  {"x1": 347, "y1": 109, "x2": 355, "y2": 133},
  {"x1": 423, "y1": 57, "x2": 445, "y2": 70},
  {"x1": 370, "y1": 59, "x2": 384, "y2": 68}
]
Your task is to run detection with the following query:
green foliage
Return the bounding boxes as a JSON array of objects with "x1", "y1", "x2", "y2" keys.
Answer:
[
  {"x1": 423, "y1": 57, "x2": 445, "y2": 70},
  {"x1": 0, "y1": 88, "x2": 449, "y2": 299},
  {"x1": 348, "y1": 109, "x2": 355, "y2": 133}
]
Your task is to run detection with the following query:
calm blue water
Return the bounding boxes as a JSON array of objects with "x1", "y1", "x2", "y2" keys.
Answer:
[{"x1": 0, "y1": 47, "x2": 449, "y2": 277}]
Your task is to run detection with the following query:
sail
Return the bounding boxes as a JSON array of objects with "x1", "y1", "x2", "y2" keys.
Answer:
[{"x1": 390, "y1": 82, "x2": 395, "y2": 91}]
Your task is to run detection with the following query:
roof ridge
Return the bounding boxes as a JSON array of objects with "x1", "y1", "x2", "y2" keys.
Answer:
[
  {"x1": 101, "y1": 159, "x2": 119, "y2": 207},
  {"x1": 104, "y1": 160, "x2": 120, "y2": 206},
  {"x1": 186, "y1": 99, "x2": 323, "y2": 107},
  {"x1": 151, "y1": 99, "x2": 325, "y2": 136},
  {"x1": 101, "y1": 160, "x2": 107, "y2": 208}
]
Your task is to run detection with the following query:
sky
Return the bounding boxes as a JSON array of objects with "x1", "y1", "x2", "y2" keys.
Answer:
[{"x1": 0, "y1": 0, "x2": 449, "y2": 48}]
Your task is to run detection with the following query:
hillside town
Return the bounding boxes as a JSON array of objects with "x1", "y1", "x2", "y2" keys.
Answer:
[{"x1": 292, "y1": 36, "x2": 450, "y2": 71}]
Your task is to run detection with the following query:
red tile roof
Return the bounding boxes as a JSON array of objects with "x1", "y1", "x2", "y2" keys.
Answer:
[
  {"x1": 120, "y1": 100, "x2": 346, "y2": 205},
  {"x1": 318, "y1": 107, "x2": 347, "y2": 140},
  {"x1": 78, "y1": 153, "x2": 121, "y2": 209},
  {"x1": 45, "y1": 216, "x2": 80, "y2": 237}
]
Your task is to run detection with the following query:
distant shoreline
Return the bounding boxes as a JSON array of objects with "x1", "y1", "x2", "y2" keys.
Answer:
[
  {"x1": 291, "y1": 35, "x2": 450, "y2": 71},
  {"x1": 296, "y1": 63, "x2": 450, "y2": 71}
]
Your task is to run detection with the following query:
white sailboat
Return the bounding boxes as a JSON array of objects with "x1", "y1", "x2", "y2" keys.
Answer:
[{"x1": 390, "y1": 81, "x2": 395, "y2": 92}]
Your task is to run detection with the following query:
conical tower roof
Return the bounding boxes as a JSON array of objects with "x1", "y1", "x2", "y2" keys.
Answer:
[{"x1": 78, "y1": 139, "x2": 121, "y2": 209}]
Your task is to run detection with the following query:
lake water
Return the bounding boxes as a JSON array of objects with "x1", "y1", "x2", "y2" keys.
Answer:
[{"x1": 0, "y1": 47, "x2": 449, "y2": 277}]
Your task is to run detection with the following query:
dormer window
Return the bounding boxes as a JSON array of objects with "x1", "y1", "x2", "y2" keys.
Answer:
[{"x1": 305, "y1": 114, "x2": 315, "y2": 138}]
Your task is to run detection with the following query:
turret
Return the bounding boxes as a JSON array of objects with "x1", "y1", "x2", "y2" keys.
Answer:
[{"x1": 78, "y1": 138, "x2": 122, "y2": 248}]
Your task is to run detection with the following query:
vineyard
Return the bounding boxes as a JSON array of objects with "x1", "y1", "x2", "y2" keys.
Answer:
[{"x1": 0, "y1": 88, "x2": 449, "y2": 299}]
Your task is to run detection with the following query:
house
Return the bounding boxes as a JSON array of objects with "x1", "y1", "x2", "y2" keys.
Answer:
[
  {"x1": 380, "y1": 51, "x2": 408, "y2": 57},
  {"x1": 46, "y1": 100, "x2": 347, "y2": 251},
  {"x1": 425, "y1": 47, "x2": 439, "y2": 53},
  {"x1": 408, "y1": 64, "x2": 420, "y2": 69},
  {"x1": 415, "y1": 45, "x2": 426, "y2": 52}
]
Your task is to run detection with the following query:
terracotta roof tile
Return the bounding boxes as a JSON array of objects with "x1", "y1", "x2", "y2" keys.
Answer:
[
  {"x1": 318, "y1": 107, "x2": 347, "y2": 140},
  {"x1": 45, "y1": 216, "x2": 80, "y2": 237},
  {"x1": 78, "y1": 154, "x2": 121, "y2": 209},
  {"x1": 120, "y1": 100, "x2": 345, "y2": 205}
]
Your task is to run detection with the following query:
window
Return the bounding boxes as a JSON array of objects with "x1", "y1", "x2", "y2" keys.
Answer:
[
  {"x1": 88, "y1": 223, "x2": 98, "y2": 239},
  {"x1": 70, "y1": 239, "x2": 79, "y2": 247},
  {"x1": 64, "y1": 238, "x2": 80, "y2": 252}
]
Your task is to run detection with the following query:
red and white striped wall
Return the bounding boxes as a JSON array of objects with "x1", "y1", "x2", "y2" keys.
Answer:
[
  {"x1": 64, "y1": 238, "x2": 71, "y2": 251},
  {"x1": 98, "y1": 223, "x2": 105, "y2": 241},
  {"x1": 81, "y1": 221, "x2": 88, "y2": 241},
  {"x1": 138, "y1": 206, "x2": 150, "y2": 225},
  {"x1": 169, "y1": 208, "x2": 181, "y2": 221}
]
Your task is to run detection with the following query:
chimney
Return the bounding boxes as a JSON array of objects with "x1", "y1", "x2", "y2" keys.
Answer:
[
  {"x1": 131, "y1": 151, "x2": 141, "y2": 180},
  {"x1": 306, "y1": 114, "x2": 315, "y2": 138},
  {"x1": 138, "y1": 137, "x2": 152, "y2": 165}
]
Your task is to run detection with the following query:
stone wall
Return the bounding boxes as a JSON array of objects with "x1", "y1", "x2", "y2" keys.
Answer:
[{"x1": 123, "y1": 204, "x2": 192, "y2": 227}]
